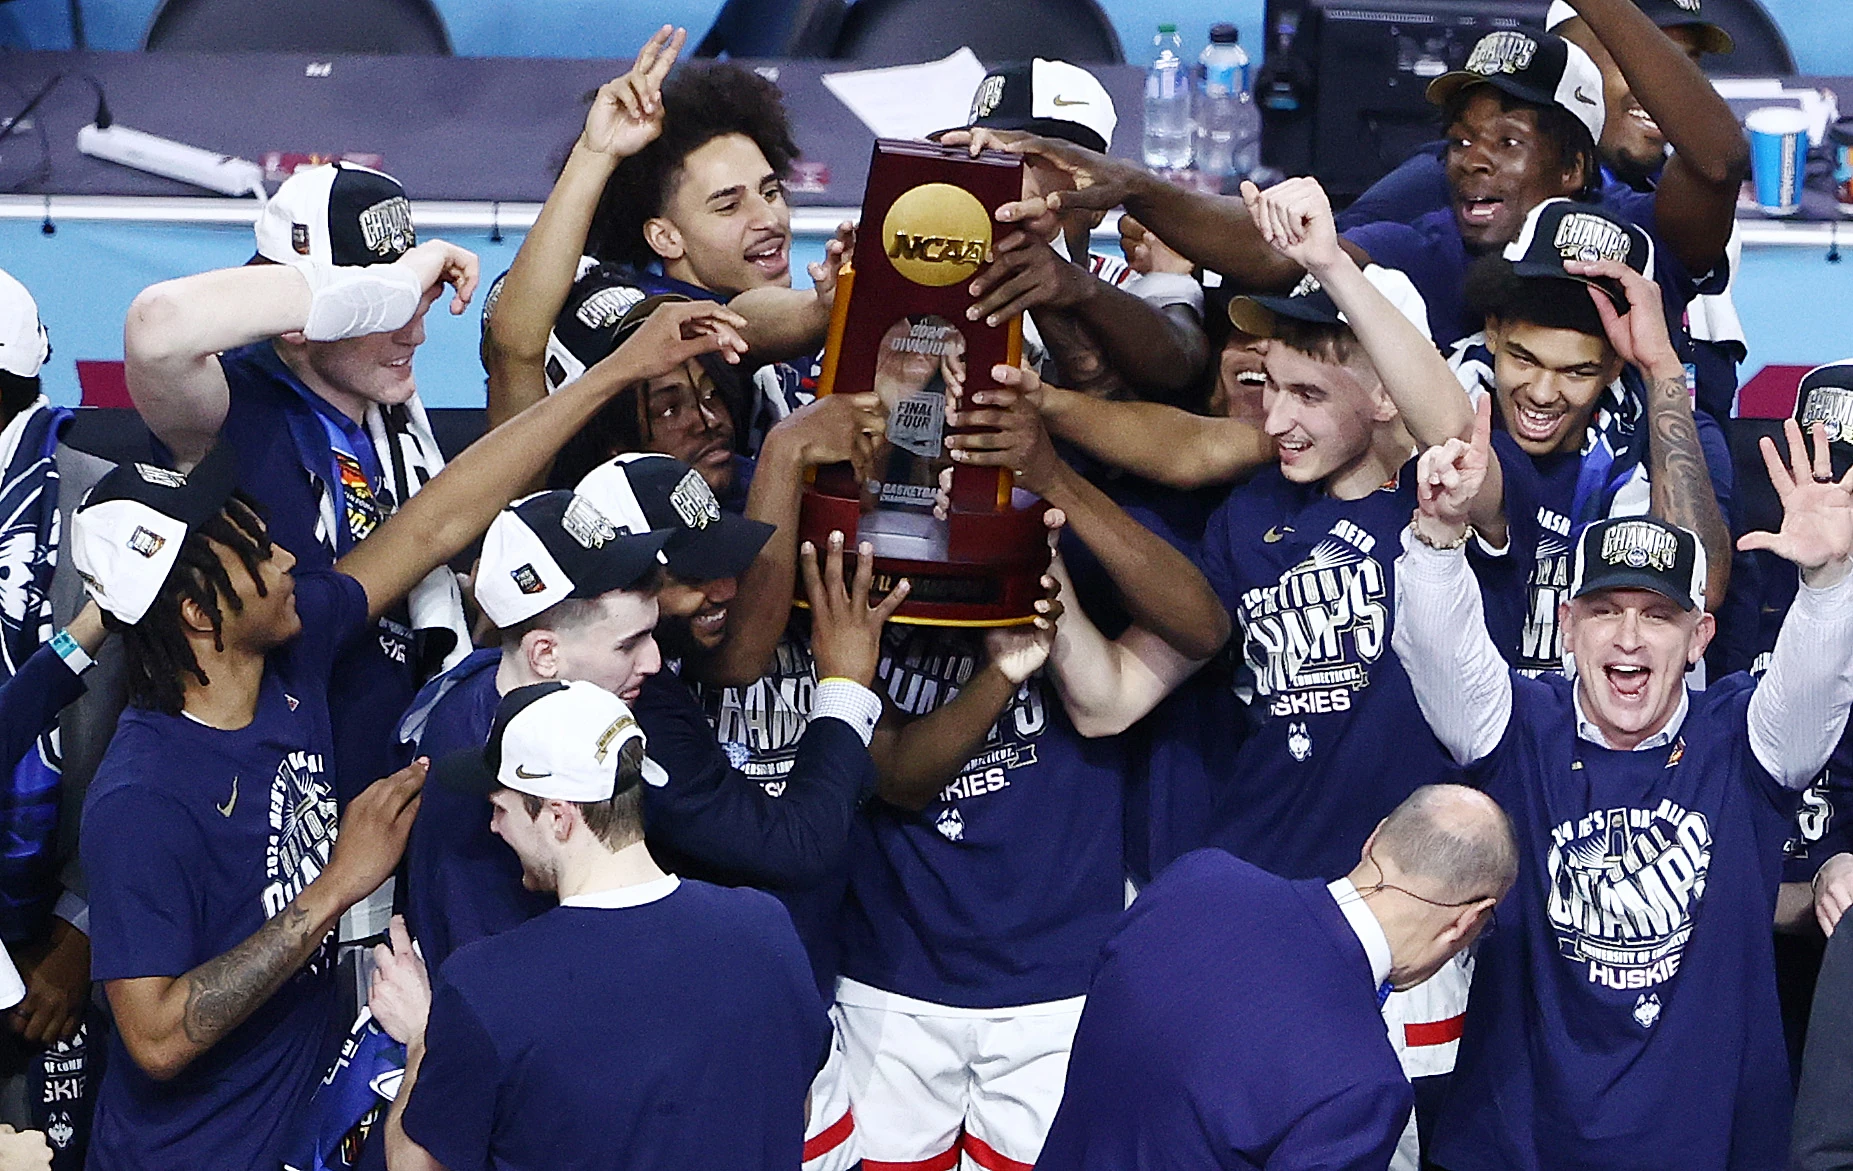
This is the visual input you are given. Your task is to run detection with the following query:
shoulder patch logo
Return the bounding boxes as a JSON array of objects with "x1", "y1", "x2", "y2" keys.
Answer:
[{"x1": 127, "y1": 526, "x2": 167, "y2": 558}]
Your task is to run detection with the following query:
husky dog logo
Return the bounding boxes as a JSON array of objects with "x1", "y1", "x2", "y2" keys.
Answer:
[
  {"x1": 1632, "y1": 993, "x2": 1662, "y2": 1028},
  {"x1": 936, "y1": 806, "x2": 965, "y2": 842},
  {"x1": 1287, "y1": 721, "x2": 1313, "y2": 762}
]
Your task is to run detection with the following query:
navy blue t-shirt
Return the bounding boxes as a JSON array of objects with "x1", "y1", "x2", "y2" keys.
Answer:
[
  {"x1": 1196, "y1": 460, "x2": 1461, "y2": 881},
  {"x1": 840, "y1": 625, "x2": 1127, "y2": 1008},
  {"x1": 215, "y1": 343, "x2": 417, "y2": 806},
  {"x1": 691, "y1": 617, "x2": 857, "y2": 1000},
  {"x1": 82, "y1": 570, "x2": 366, "y2": 1171},
  {"x1": 1037, "y1": 850, "x2": 1410, "y2": 1169},
  {"x1": 401, "y1": 880, "x2": 827, "y2": 1171},
  {"x1": 1435, "y1": 673, "x2": 1797, "y2": 1171},
  {"x1": 399, "y1": 649, "x2": 554, "y2": 971}
]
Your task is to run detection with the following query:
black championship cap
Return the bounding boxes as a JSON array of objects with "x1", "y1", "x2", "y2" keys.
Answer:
[
  {"x1": 1426, "y1": 29, "x2": 1606, "y2": 148},
  {"x1": 539, "y1": 276, "x2": 689, "y2": 393},
  {"x1": 1228, "y1": 265, "x2": 1433, "y2": 342},
  {"x1": 70, "y1": 443, "x2": 240, "y2": 625},
  {"x1": 255, "y1": 162, "x2": 417, "y2": 267},
  {"x1": 1569, "y1": 516, "x2": 1706, "y2": 612},
  {"x1": 939, "y1": 59, "x2": 1118, "y2": 154},
  {"x1": 475, "y1": 489, "x2": 675, "y2": 630},
  {"x1": 576, "y1": 453, "x2": 773, "y2": 583},
  {"x1": 1502, "y1": 198, "x2": 1655, "y2": 314}
]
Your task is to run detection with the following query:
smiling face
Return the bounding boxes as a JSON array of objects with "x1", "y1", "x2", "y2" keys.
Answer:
[
  {"x1": 1563, "y1": 587, "x2": 1713, "y2": 748},
  {"x1": 488, "y1": 788, "x2": 560, "y2": 893},
  {"x1": 551, "y1": 589, "x2": 663, "y2": 704},
  {"x1": 1486, "y1": 318, "x2": 1621, "y2": 456},
  {"x1": 649, "y1": 133, "x2": 792, "y2": 296},
  {"x1": 1445, "y1": 89, "x2": 1585, "y2": 252},
  {"x1": 1561, "y1": 19, "x2": 1707, "y2": 185},
  {"x1": 656, "y1": 574, "x2": 738, "y2": 652},
  {"x1": 1260, "y1": 340, "x2": 1390, "y2": 486},
  {"x1": 295, "y1": 284, "x2": 440, "y2": 418}
]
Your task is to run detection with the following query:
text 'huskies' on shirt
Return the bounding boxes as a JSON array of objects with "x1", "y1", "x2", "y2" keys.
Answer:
[
  {"x1": 1197, "y1": 462, "x2": 1461, "y2": 881},
  {"x1": 1437, "y1": 674, "x2": 1797, "y2": 1171},
  {"x1": 840, "y1": 624, "x2": 1127, "y2": 1009}
]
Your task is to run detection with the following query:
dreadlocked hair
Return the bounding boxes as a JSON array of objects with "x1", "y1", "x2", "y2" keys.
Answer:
[
  {"x1": 585, "y1": 63, "x2": 799, "y2": 270},
  {"x1": 545, "y1": 353, "x2": 750, "y2": 489},
  {"x1": 107, "y1": 492, "x2": 274, "y2": 716}
]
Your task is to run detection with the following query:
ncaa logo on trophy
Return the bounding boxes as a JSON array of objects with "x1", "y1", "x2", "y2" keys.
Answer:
[{"x1": 799, "y1": 140, "x2": 1053, "y2": 626}]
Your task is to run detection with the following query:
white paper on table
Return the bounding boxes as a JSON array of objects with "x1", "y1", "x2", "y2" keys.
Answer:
[{"x1": 822, "y1": 48, "x2": 989, "y2": 141}]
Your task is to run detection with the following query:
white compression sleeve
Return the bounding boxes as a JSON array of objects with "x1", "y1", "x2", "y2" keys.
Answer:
[{"x1": 293, "y1": 260, "x2": 424, "y2": 342}]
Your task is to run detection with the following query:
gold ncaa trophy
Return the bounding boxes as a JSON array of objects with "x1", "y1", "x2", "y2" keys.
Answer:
[{"x1": 799, "y1": 140, "x2": 1051, "y2": 626}]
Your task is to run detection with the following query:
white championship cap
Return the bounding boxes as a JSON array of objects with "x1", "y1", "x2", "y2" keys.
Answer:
[{"x1": 437, "y1": 679, "x2": 669, "y2": 801}]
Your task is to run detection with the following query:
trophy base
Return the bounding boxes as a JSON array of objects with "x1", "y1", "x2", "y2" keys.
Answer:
[{"x1": 797, "y1": 488, "x2": 1051, "y2": 627}]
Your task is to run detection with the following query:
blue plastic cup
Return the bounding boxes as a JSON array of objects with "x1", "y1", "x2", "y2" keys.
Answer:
[{"x1": 1746, "y1": 107, "x2": 1810, "y2": 216}]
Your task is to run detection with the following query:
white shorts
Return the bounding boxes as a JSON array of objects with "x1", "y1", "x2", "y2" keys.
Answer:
[
  {"x1": 836, "y1": 979, "x2": 1083, "y2": 1171},
  {"x1": 805, "y1": 1005, "x2": 860, "y2": 1171},
  {"x1": 1383, "y1": 951, "x2": 1474, "y2": 1080}
]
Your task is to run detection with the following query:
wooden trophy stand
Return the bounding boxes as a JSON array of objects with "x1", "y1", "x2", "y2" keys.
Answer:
[{"x1": 799, "y1": 139, "x2": 1051, "y2": 626}]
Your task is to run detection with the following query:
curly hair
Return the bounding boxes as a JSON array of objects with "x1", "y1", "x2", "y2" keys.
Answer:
[
  {"x1": 1463, "y1": 253, "x2": 1608, "y2": 339},
  {"x1": 586, "y1": 63, "x2": 800, "y2": 270},
  {"x1": 1440, "y1": 85, "x2": 1603, "y2": 202},
  {"x1": 106, "y1": 493, "x2": 274, "y2": 716}
]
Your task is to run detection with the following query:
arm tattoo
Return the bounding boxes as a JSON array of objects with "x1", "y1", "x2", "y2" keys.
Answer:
[
  {"x1": 1646, "y1": 374, "x2": 1731, "y2": 593},
  {"x1": 180, "y1": 899, "x2": 322, "y2": 1047}
]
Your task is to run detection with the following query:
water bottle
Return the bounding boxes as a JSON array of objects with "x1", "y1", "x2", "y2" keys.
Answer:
[
  {"x1": 1143, "y1": 23, "x2": 1193, "y2": 171},
  {"x1": 1196, "y1": 24, "x2": 1252, "y2": 182}
]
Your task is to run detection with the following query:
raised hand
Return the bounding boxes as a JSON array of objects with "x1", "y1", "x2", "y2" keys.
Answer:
[
  {"x1": 1239, "y1": 177, "x2": 1341, "y2": 273},
  {"x1": 989, "y1": 132, "x2": 1143, "y2": 218},
  {"x1": 966, "y1": 233, "x2": 1097, "y2": 327},
  {"x1": 580, "y1": 26, "x2": 685, "y2": 160},
  {"x1": 802, "y1": 531, "x2": 910, "y2": 688},
  {"x1": 809, "y1": 221, "x2": 856, "y2": 312},
  {"x1": 984, "y1": 510, "x2": 1066, "y2": 682},
  {"x1": 394, "y1": 240, "x2": 480, "y2": 316},
  {"x1": 1565, "y1": 257, "x2": 1680, "y2": 377},
  {"x1": 944, "y1": 363, "x2": 1063, "y2": 495},
  {"x1": 767, "y1": 390, "x2": 885, "y2": 483},
  {"x1": 368, "y1": 914, "x2": 432, "y2": 1047},
  {"x1": 604, "y1": 300, "x2": 750, "y2": 381},
  {"x1": 1414, "y1": 394, "x2": 1494, "y2": 541},
  {"x1": 324, "y1": 759, "x2": 427, "y2": 909},
  {"x1": 1738, "y1": 419, "x2": 1853, "y2": 582}
]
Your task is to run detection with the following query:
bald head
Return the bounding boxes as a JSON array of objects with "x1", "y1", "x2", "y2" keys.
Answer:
[{"x1": 1371, "y1": 785, "x2": 1518, "y2": 905}]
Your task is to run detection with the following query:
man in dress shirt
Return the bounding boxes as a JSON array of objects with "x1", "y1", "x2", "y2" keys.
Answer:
[
  {"x1": 1394, "y1": 413, "x2": 1853, "y2": 1170},
  {"x1": 1033, "y1": 785, "x2": 1515, "y2": 1169}
]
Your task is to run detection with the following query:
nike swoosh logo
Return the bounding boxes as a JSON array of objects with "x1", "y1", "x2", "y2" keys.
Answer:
[
  {"x1": 1573, "y1": 87, "x2": 1597, "y2": 106},
  {"x1": 1263, "y1": 525, "x2": 1294, "y2": 543},
  {"x1": 513, "y1": 765, "x2": 553, "y2": 781},
  {"x1": 216, "y1": 776, "x2": 238, "y2": 818},
  {"x1": 1051, "y1": 95, "x2": 1089, "y2": 107}
]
